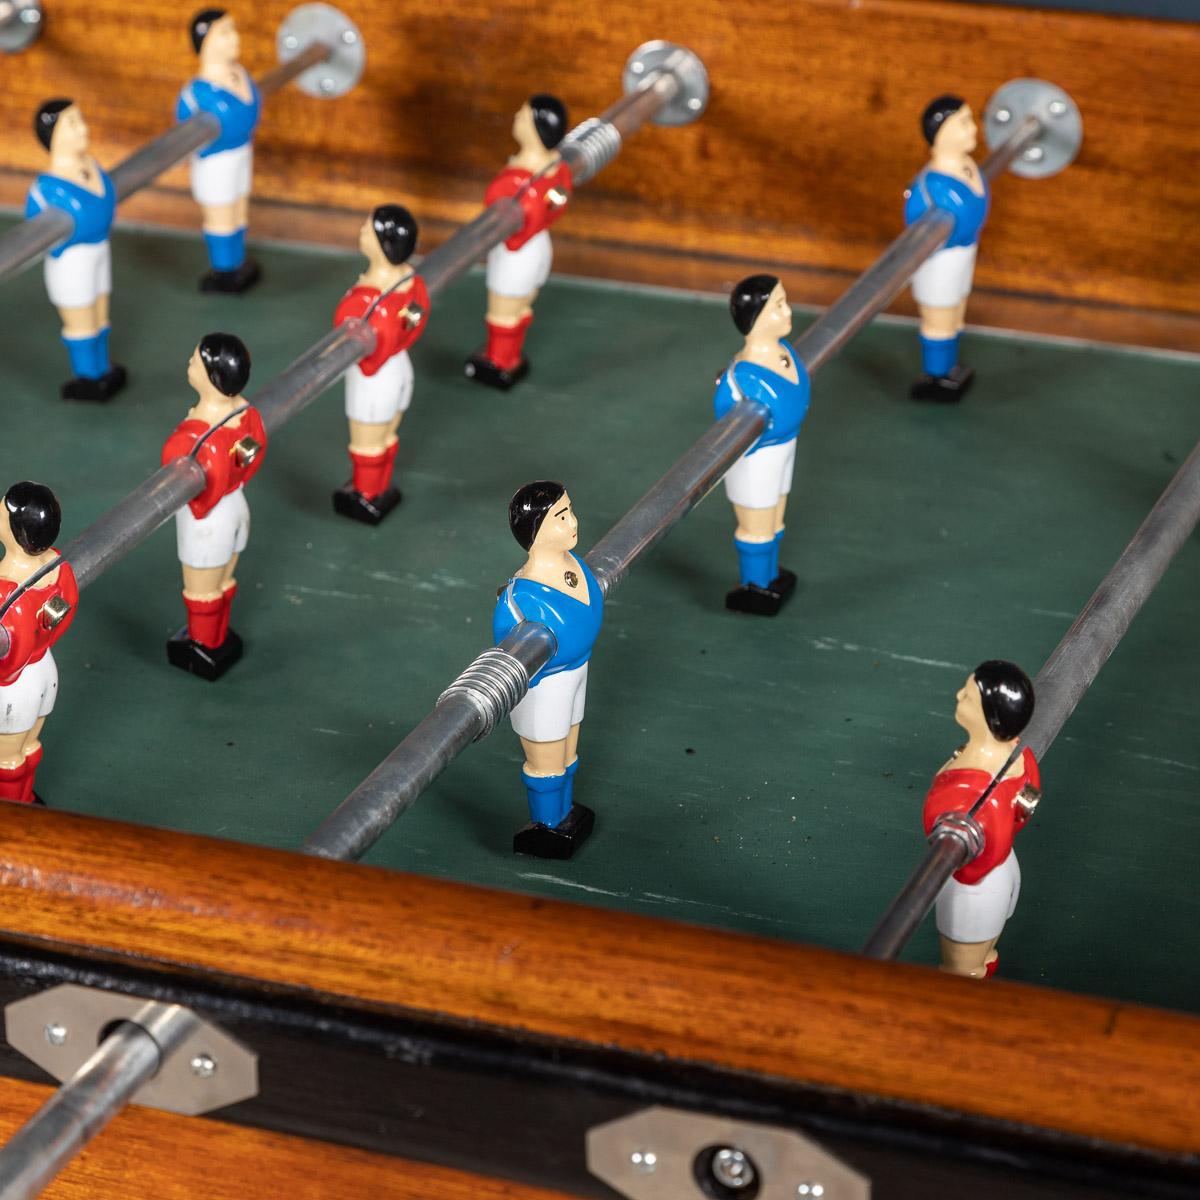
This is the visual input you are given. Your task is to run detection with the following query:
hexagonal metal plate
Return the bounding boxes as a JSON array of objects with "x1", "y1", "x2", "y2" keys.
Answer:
[
  {"x1": 277, "y1": 3, "x2": 365, "y2": 98},
  {"x1": 622, "y1": 41, "x2": 709, "y2": 126},
  {"x1": 588, "y1": 1106, "x2": 870, "y2": 1199},
  {"x1": 5, "y1": 985, "x2": 258, "y2": 1116},
  {"x1": 984, "y1": 78, "x2": 1082, "y2": 179},
  {"x1": 0, "y1": 0, "x2": 43, "y2": 53}
]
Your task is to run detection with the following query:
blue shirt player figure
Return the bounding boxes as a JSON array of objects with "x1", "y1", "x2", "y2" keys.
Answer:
[
  {"x1": 904, "y1": 95, "x2": 989, "y2": 402},
  {"x1": 177, "y1": 9, "x2": 262, "y2": 293},
  {"x1": 493, "y1": 481, "x2": 604, "y2": 859},
  {"x1": 714, "y1": 274, "x2": 811, "y2": 617},
  {"x1": 25, "y1": 99, "x2": 126, "y2": 402}
]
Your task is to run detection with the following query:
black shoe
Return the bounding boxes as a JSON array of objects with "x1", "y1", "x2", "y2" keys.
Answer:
[
  {"x1": 332, "y1": 484, "x2": 402, "y2": 526},
  {"x1": 31, "y1": 793, "x2": 44, "y2": 807},
  {"x1": 166, "y1": 628, "x2": 244, "y2": 681},
  {"x1": 464, "y1": 352, "x2": 529, "y2": 391},
  {"x1": 910, "y1": 363, "x2": 974, "y2": 402},
  {"x1": 725, "y1": 569, "x2": 797, "y2": 617},
  {"x1": 513, "y1": 803, "x2": 595, "y2": 859},
  {"x1": 200, "y1": 258, "x2": 261, "y2": 294},
  {"x1": 62, "y1": 364, "x2": 127, "y2": 402}
]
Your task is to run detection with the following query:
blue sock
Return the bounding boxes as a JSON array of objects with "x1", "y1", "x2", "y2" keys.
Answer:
[
  {"x1": 204, "y1": 228, "x2": 246, "y2": 271},
  {"x1": 63, "y1": 333, "x2": 102, "y2": 380},
  {"x1": 522, "y1": 768, "x2": 568, "y2": 828},
  {"x1": 562, "y1": 758, "x2": 580, "y2": 821},
  {"x1": 920, "y1": 334, "x2": 959, "y2": 378},
  {"x1": 95, "y1": 326, "x2": 111, "y2": 374},
  {"x1": 768, "y1": 529, "x2": 784, "y2": 581},
  {"x1": 734, "y1": 536, "x2": 774, "y2": 589}
]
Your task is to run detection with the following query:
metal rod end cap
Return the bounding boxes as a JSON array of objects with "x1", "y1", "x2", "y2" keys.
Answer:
[
  {"x1": 277, "y1": 3, "x2": 365, "y2": 97},
  {"x1": 0, "y1": 0, "x2": 43, "y2": 53},
  {"x1": 985, "y1": 78, "x2": 1082, "y2": 178},
  {"x1": 622, "y1": 41, "x2": 709, "y2": 125}
]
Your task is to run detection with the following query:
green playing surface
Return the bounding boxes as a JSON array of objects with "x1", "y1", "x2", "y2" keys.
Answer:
[{"x1": 1, "y1": 218, "x2": 1197, "y2": 1013}]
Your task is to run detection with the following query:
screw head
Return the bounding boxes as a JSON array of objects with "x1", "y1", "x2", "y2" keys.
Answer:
[
  {"x1": 319, "y1": 77, "x2": 336, "y2": 93},
  {"x1": 21, "y1": 6, "x2": 42, "y2": 24},
  {"x1": 797, "y1": 1186, "x2": 825, "y2": 1198},
  {"x1": 190, "y1": 1053, "x2": 217, "y2": 1078},
  {"x1": 687, "y1": 96, "x2": 702, "y2": 111},
  {"x1": 341, "y1": 28, "x2": 358, "y2": 44},
  {"x1": 711, "y1": 1148, "x2": 756, "y2": 1191},
  {"x1": 1048, "y1": 99, "x2": 1068, "y2": 117},
  {"x1": 1024, "y1": 145, "x2": 1045, "y2": 162},
  {"x1": 630, "y1": 60, "x2": 645, "y2": 74},
  {"x1": 44, "y1": 1022, "x2": 67, "y2": 1047},
  {"x1": 630, "y1": 1150, "x2": 657, "y2": 1173},
  {"x1": 994, "y1": 107, "x2": 1012, "y2": 124},
  {"x1": 282, "y1": 33, "x2": 299, "y2": 50}
]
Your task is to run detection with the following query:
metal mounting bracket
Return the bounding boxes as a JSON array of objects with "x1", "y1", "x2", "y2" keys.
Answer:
[
  {"x1": 588, "y1": 1106, "x2": 870, "y2": 1199},
  {"x1": 5, "y1": 984, "x2": 258, "y2": 1116},
  {"x1": 985, "y1": 78, "x2": 1083, "y2": 179},
  {"x1": 0, "y1": 0, "x2": 43, "y2": 53},
  {"x1": 623, "y1": 41, "x2": 709, "y2": 126},
  {"x1": 277, "y1": 3, "x2": 365, "y2": 98}
]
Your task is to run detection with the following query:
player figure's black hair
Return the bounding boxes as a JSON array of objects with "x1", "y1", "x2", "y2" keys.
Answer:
[
  {"x1": 528, "y1": 94, "x2": 568, "y2": 150},
  {"x1": 371, "y1": 204, "x2": 419, "y2": 266},
  {"x1": 730, "y1": 274, "x2": 781, "y2": 336},
  {"x1": 34, "y1": 99, "x2": 74, "y2": 151},
  {"x1": 4, "y1": 482, "x2": 62, "y2": 555},
  {"x1": 509, "y1": 480, "x2": 568, "y2": 550},
  {"x1": 922, "y1": 94, "x2": 967, "y2": 146},
  {"x1": 197, "y1": 332, "x2": 251, "y2": 397},
  {"x1": 190, "y1": 8, "x2": 228, "y2": 53},
  {"x1": 974, "y1": 660, "x2": 1035, "y2": 742}
]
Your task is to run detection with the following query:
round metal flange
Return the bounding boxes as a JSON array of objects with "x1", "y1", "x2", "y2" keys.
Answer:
[
  {"x1": 984, "y1": 78, "x2": 1082, "y2": 179},
  {"x1": 0, "y1": 0, "x2": 43, "y2": 53},
  {"x1": 622, "y1": 40, "x2": 709, "y2": 125},
  {"x1": 277, "y1": 3, "x2": 365, "y2": 98}
]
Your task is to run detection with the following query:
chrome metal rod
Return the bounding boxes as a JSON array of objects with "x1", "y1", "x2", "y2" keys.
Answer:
[
  {"x1": 305, "y1": 623, "x2": 557, "y2": 860},
  {"x1": 0, "y1": 40, "x2": 332, "y2": 281},
  {"x1": 862, "y1": 433, "x2": 1200, "y2": 961},
  {"x1": 0, "y1": 1003, "x2": 196, "y2": 1200},
  {"x1": 417, "y1": 200, "x2": 524, "y2": 301},
  {"x1": 796, "y1": 117, "x2": 1041, "y2": 377}
]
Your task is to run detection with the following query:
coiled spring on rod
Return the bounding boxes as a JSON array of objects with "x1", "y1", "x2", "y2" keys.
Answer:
[
  {"x1": 438, "y1": 647, "x2": 531, "y2": 740},
  {"x1": 559, "y1": 118, "x2": 623, "y2": 185}
]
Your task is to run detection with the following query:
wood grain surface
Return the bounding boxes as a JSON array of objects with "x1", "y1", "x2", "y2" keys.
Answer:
[
  {"x1": 0, "y1": 1076, "x2": 570, "y2": 1200},
  {"x1": 0, "y1": 805, "x2": 1197, "y2": 1160},
  {"x1": 0, "y1": 0, "x2": 1197, "y2": 342}
]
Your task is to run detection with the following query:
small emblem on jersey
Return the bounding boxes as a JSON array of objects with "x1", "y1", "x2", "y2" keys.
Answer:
[{"x1": 564, "y1": 570, "x2": 579, "y2": 589}]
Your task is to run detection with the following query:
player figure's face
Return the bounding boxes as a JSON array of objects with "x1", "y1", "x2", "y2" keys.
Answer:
[
  {"x1": 753, "y1": 282, "x2": 793, "y2": 340},
  {"x1": 513, "y1": 103, "x2": 537, "y2": 149},
  {"x1": 535, "y1": 493, "x2": 579, "y2": 553},
  {"x1": 935, "y1": 105, "x2": 977, "y2": 157},
  {"x1": 50, "y1": 106, "x2": 89, "y2": 158},
  {"x1": 186, "y1": 346, "x2": 207, "y2": 394},
  {"x1": 953, "y1": 673, "x2": 988, "y2": 739},
  {"x1": 203, "y1": 15, "x2": 241, "y2": 65},
  {"x1": 359, "y1": 217, "x2": 377, "y2": 261}
]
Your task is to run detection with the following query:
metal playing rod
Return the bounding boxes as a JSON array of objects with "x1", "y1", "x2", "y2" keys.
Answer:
[
  {"x1": 862, "y1": 433, "x2": 1200, "y2": 962},
  {"x1": 302, "y1": 108, "x2": 1047, "y2": 863},
  {"x1": 0, "y1": 40, "x2": 332, "y2": 283},
  {"x1": 0, "y1": 1005, "x2": 198, "y2": 1200}
]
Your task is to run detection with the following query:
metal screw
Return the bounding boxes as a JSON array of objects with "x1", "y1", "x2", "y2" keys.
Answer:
[
  {"x1": 711, "y1": 1148, "x2": 756, "y2": 1191},
  {"x1": 687, "y1": 96, "x2": 703, "y2": 111},
  {"x1": 319, "y1": 77, "x2": 336, "y2": 94},
  {"x1": 630, "y1": 1150, "x2": 657, "y2": 1173},
  {"x1": 190, "y1": 1053, "x2": 217, "y2": 1078},
  {"x1": 341, "y1": 28, "x2": 358, "y2": 44},
  {"x1": 1024, "y1": 145, "x2": 1045, "y2": 163},
  {"x1": 797, "y1": 1186, "x2": 825, "y2": 1198},
  {"x1": 22, "y1": 7, "x2": 42, "y2": 24},
  {"x1": 1048, "y1": 99, "x2": 1068, "y2": 118},
  {"x1": 993, "y1": 107, "x2": 1011, "y2": 124},
  {"x1": 630, "y1": 60, "x2": 645, "y2": 74},
  {"x1": 282, "y1": 33, "x2": 299, "y2": 50},
  {"x1": 44, "y1": 1023, "x2": 67, "y2": 1047}
]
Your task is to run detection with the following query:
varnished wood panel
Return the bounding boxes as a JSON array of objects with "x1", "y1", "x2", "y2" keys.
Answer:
[
  {"x1": 0, "y1": 0, "x2": 1197, "y2": 340},
  {"x1": 0, "y1": 1077, "x2": 570, "y2": 1200},
  {"x1": 0, "y1": 806, "x2": 1197, "y2": 1160}
]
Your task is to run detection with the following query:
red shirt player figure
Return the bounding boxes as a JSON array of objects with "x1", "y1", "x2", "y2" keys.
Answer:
[
  {"x1": 464, "y1": 94, "x2": 572, "y2": 390},
  {"x1": 922, "y1": 660, "x2": 1041, "y2": 979},
  {"x1": 331, "y1": 205, "x2": 429, "y2": 525},
  {"x1": 162, "y1": 332, "x2": 265, "y2": 681},
  {"x1": 0, "y1": 482, "x2": 78, "y2": 806}
]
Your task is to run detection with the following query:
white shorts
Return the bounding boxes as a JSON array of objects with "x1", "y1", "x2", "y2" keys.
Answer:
[
  {"x1": 345, "y1": 352, "x2": 414, "y2": 424},
  {"x1": 911, "y1": 243, "x2": 977, "y2": 308},
  {"x1": 0, "y1": 652, "x2": 58, "y2": 734},
  {"x1": 723, "y1": 438, "x2": 796, "y2": 510},
  {"x1": 44, "y1": 240, "x2": 111, "y2": 309},
  {"x1": 935, "y1": 850, "x2": 1021, "y2": 943},
  {"x1": 189, "y1": 144, "x2": 253, "y2": 208},
  {"x1": 486, "y1": 230, "x2": 552, "y2": 297},
  {"x1": 175, "y1": 486, "x2": 250, "y2": 570},
  {"x1": 510, "y1": 662, "x2": 588, "y2": 742}
]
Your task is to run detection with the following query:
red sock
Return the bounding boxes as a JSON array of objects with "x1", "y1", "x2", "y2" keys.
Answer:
[
  {"x1": 350, "y1": 449, "x2": 389, "y2": 499},
  {"x1": 216, "y1": 583, "x2": 238, "y2": 646},
  {"x1": 985, "y1": 955, "x2": 999, "y2": 979},
  {"x1": 185, "y1": 593, "x2": 225, "y2": 649},
  {"x1": 484, "y1": 315, "x2": 532, "y2": 371},
  {"x1": 0, "y1": 759, "x2": 29, "y2": 805},
  {"x1": 381, "y1": 440, "x2": 400, "y2": 491},
  {"x1": 20, "y1": 745, "x2": 42, "y2": 805}
]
